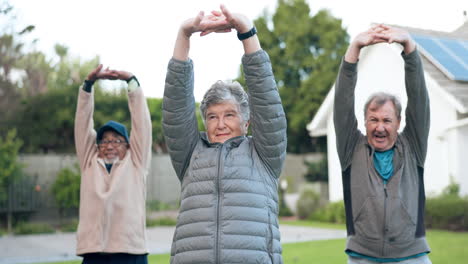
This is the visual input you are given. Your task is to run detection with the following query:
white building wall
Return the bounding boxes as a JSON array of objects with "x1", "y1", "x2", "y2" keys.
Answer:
[
  {"x1": 423, "y1": 76, "x2": 458, "y2": 196},
  {"x1": 456, "y1": 125, "x2": 468, "y2": 195},
  {"x1": 327, "y1": 115, "x2": 342, "y2": 201}
]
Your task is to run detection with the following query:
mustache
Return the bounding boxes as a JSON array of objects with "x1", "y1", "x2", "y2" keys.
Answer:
[{"x1": 373, "y1": 132, "x2": 387, "y2": 136}]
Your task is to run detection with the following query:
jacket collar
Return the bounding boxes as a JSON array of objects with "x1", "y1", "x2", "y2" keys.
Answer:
[
  {"x1": 200, "y1": 132, "x2": 246, "y2": 148},
  {"x1": 365, "y1": 135, "x2": 404, "y2": 171}
]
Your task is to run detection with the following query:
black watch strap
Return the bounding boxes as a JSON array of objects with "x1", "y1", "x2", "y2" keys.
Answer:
[
  {"x1": 237, "y1": 27, "x2": 257, "y2": 41},
  {"x1": 125, "y1": 75, "x2": 140, "y2": 86},
  {"x1": 83, "y1": 80, "x2": 95, "y2": 93}
]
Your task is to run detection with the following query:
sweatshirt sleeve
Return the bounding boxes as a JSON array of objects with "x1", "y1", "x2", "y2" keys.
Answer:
[
  {"x1": 401, "y1": 49, "x2": 430, "y2": 167},
  {"x1": 74, "y1": 87, "x2": 98, "y2": 172},
  {"x1": 333, "y1": 58, "x2": 362, "y2": 170},
  {"x1": 127, "y1": 83, "x2": 152, "y2": 179}
]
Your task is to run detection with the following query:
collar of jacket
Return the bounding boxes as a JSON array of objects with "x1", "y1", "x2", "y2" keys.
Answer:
[
  {"x1": 96, "y1": 150, "x2": 129, "y2": 169},
  {"x1": 200, "y1": 132, "x2": 246, "y2": 148},
  {"x1": 365, "y1": 135, "x2": 405, "y2": 173}
]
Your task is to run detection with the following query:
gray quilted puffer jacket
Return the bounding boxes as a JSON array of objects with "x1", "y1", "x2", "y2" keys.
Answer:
[{"x1": 162, "y1": 50, "x2": 287, "y2": 264}]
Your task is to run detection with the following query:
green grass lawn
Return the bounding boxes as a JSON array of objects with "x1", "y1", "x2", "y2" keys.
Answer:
[{"x1": 40, "y1": 221, "x2": 468, "y2": 264}]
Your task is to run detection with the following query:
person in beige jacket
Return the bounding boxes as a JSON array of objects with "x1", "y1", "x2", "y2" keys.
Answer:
[{"x1": 74, "y1": 65, "x2": 152, "y2": 264}]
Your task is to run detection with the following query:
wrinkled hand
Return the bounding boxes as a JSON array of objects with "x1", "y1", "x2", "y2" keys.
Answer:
[
  {"x1": 352, "y1": 24, "x2": 415, "y2": 52},
  {"x1": 87, "y1": 64, "x2": 104, "y2": 82},
  {"x1": 86, "y1": 64, "x2": 133, "y2": 81},
  {"x1": 377, "y1": 25, "x2": 415, "y2": 53},
  {"x1": 180, "y1": 11, "x2": 231, "y2": 38},
  {"x1": 199, "y1": 5, "x2": 252, "y2": 36},
  {"x1": 352, "y1": 25, "x2": 388, "y2": 49}
]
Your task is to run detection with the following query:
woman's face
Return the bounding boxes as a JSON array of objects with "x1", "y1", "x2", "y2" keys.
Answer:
[{"x1": 205, "y1": 100, "x2": 249, "y2": 143}]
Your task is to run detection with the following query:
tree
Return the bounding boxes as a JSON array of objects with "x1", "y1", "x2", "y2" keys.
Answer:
[
  {"x1": 0, "y1": 129, "x2": 23, "y2": 203},
  {"x1": 0, "y1": 1, "x2": 36, "y2": 132},
  {"x1": 242, "y1": 0, "x2": 349, "y2": 153},
  {"x1": 13, "y1": 45, "x2": 101, "y2": 153},
  {"x1": 0, "y1": 129, "x2": 24, "y2": 231}
]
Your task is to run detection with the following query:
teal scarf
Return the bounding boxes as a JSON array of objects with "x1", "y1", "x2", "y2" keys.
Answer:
[{"x1": 373, "y1": 149, "x2": 394, "y2": 183}]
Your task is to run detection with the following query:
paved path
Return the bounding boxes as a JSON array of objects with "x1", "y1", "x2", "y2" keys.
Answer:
[{"x1": 0, "y1": 225, "x2": 346, "y2": 264}]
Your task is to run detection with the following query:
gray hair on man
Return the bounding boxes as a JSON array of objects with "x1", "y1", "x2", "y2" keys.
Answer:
[
  {"x1": 200, "y1": 80, "x2": 250, "y2": 124},
  {"x1": 364, "y1": 92, "x2": 402, "y2": 120}
]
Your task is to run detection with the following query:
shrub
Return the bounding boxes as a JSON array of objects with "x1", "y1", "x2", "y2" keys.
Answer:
[
  {"x1": 59, "y1": 219, "x2": 79, "y2": 232},
  {"x1": 146, "y1": 217, "x2": 177, "y2": 227},
  {"x1": 304, "y1": 157, "x2": 328, "y2": 182},
  {"x1": 146, "y1": 200, "x2": 177, "y2": 211},
  {"x1": 13, "y1": 222, "x2": 54, "y2": 235},
  {"x1": 311, "y1": 200, "x2": 345, "y2": 224},
  {"x1": 51, "y1": 165, "x2": 80, "y2": 217},
  {"x1": 296, "y1": 188, "x2": 320, "y2": 219},
  {"x1": 426, "y1": 194, "x2": 468, "y2": 231}
]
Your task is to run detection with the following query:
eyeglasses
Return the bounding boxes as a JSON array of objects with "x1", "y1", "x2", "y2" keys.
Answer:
[{"x1": 98, "y1": 139, "x2": 127, "y2": 147}]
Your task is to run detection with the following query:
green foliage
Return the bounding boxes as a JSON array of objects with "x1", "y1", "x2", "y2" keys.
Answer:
[
  {"x1": 14, "y1": 52, "x2": 100, "y2": 153},
  {"x1": 442, "y1": 181, "x2": 460, "y2": 197},
  {"x1": 35, "y1": 230, "x2": 468, "y2": 264},
  {"x1": 426, "y1": 184, "x2": 468, "y2": 231},
  {"x1": 59, "y1": 219, "x2": 78, "y2": 233},
  {"x1": 146, "y1": 217, "x2": 177, "y2": 227},
  {"x1": 296, "y1": 188, "x2": 320, "y2": 219},
  {"x1": 246, "y1": 0, "x2": 349, "y2": 153},
  {"x1": 146, "y1": 200, "x2": 178, "y2": 211},
  {"x1": 310, "y1": 200, "x2": 346, "y2": 224},
  {"x1": 51, "y1": 165, "x2": 80, "y2": 216},
  {"x1": 13, "y1": 221, "x2": 54, "y2": 235},
  {"x1": 0, "y1": 129, "x2": 23, "y2": 203},
  {"x1": 304, "y1": 156, "x2": 328, "y2": 182},
  {"x1": 147, "y1": 98, "x2": 164, "y2": 152},
  {"x1": 0, "y1": 2, "x2": 36, "y2": 128}
]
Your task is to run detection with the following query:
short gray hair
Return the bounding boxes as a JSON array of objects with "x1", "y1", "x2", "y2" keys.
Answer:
[
  {"x1": 364, "y1": 92, "x2": 402, "y2": 120},
  {"x1": 200, "y1": 80, "x2": 250, "y2": 124}
]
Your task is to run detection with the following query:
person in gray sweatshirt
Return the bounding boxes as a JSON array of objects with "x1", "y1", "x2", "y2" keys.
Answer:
[{"x1": 334, "y1": 24, "x2": 431, "y2": 264}]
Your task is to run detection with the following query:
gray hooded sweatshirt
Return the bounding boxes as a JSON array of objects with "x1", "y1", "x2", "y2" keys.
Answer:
[{"x1": 334, "y1": 49, "x2": 431, "y2": 258}]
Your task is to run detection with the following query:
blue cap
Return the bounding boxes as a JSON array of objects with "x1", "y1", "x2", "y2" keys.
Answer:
[{"x1": 97, "y1": 121, "x2": 130, "y2": 143}]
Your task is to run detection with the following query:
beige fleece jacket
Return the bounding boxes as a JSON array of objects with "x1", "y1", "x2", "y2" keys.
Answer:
[{"x1": 74, "y1": 82, "x2": 152, "y2": 255}]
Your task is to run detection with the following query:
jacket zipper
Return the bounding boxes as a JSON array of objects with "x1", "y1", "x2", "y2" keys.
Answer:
[
  {"x1": 382, "y1": 182, "x2": 388, "y2": 257},
  {"x1": 215, "y1": 144, "x2": 225, "y2": 264}
]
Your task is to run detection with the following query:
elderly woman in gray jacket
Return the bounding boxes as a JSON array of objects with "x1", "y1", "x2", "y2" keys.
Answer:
[{"x1": 162, "y1": 5, "x2": 287, "y2": 264}]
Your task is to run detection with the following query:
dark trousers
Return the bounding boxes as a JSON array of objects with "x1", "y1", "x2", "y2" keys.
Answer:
[{"x1": 82, "y1": 253, "x2": 148, "y2": 264}]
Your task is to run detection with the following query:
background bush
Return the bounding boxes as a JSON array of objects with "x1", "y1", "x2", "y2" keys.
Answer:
[
  {"x1": 59, "y1": 219, "x2": 79, "y2": 233},
  {"x1": 426, "y1": 183, "x2": 468, "y2": 231},
  {"x1": 146, "y1": 217, "x2": 177, "y2": 227},
  {"x1": 51, "y1": 165, "x2": 80, "y2": 217},
  {"x1": 296, "y1": 188, "x2": 320, "y2": 219},
  {"x1": 13, "y1": 222, "x2": 54, "y2": 235},
  {"x1": 311, "y1": 200, "x2": 345, "y2": 224}
]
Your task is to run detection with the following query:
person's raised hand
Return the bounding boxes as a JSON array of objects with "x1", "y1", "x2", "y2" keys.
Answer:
[
  {"x1": 345, "y1": 25, "x2": 388, "y2": 63},
  {"x1": 352, "y1": 24, "x2": 388, "y2": 49},
  {"x1": 219, "y1": 4, "x2": 252, "y2": 34},
  {"x1": 86, "y1": 64, "x2": 104, "y2": 82},
  {"x1": 377, "y1": 25, "x2": 415, "y2": 54},
  {"x1": 199, "y1": 9, "x2": 232, "y2": 36},
  {"x1": 111, "y1": 70, "x2": 133, "y2": 81},
  {"x1": 180, "y1": 11, "x2": 205, "y2": 38},
  {"x1": 95, "y1": 67, "x2": 119, "y2": 80}
]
